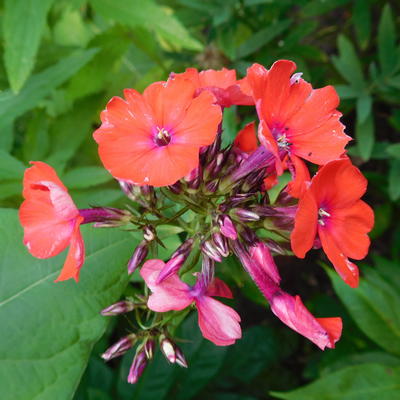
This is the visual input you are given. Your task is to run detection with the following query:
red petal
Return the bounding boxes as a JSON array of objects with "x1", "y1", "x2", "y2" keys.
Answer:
[
  {"x1": 286, "y1": 155, "x2": 310, "y2": 198},
  {"x1": 319, "y1": 227, "x2": 359, "y2": 288},
  {"x1": 234, "y1": 121, "x2": 258, "y2": 153},
  {"x1": 206, "y1": 277, "x2": 233, "y2": 298},
  {"x1": 291, "y1": 190, "x2": 318, "y2": 258},
  {"x1": 316, "y1": 317, "x2": 343, "y2": 346}
]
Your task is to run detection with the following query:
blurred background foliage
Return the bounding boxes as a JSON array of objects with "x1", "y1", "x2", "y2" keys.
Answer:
[{"x1": 1, "y1": 0, "x2": 400, "y2": 399}]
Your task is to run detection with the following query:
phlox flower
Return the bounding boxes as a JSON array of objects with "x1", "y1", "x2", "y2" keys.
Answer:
[
  {"x1": 93, "y1": 77, "x2": 222, "y2": 187},
  {"x1": 234, "y1": 241, "x2": 342, "y2": 350},
  {"x1": 19, "y1": 162, "x2": 85, "y2": 282},
  {"x1": 245, "y1": 60, "x2": 351, "y2": 175},
  {"x1": 174, "y1": 67, "x2": 253, "y2": 108},
  {"x1": 291, "y1": 159, "x2": 374, "y2": 288},
  {"x1": 140, "y1": 259, "x2": 241, "y2": 346}
]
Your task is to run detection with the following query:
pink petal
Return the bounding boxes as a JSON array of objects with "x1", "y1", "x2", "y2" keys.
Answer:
[
  {"x1": 205, "y1": 278, "x2": 233, "y2": 299},
  {"x1": 140, "y1": 259, "x2": 193, "y2": 312},
  {"x1": 196, "y1": 296, "x2": 241, "y2": 346},
  {"x1": 250, "y1": 242, "x2": 281, "y2": 285}
]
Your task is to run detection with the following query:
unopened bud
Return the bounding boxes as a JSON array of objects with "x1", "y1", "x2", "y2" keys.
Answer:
[
  {"x1": 128, "y1": 241, "x2": 148, "y2": 274},
  {"x1": 127, "y1": 350, "x2": 147, "y2": 384},
  {"x1": 205, "y1": 179, "x2": 219, "y2": 194},
  {"x1": 171, "y1": 238, "x2": 194, "y2": 259},
  {"x1": 102, "y1": 334, "x2": 136, "y2": 361},
  {"x1": 218, "y1": 215, "x2": 238, "y2": 240},
  {"x1": 201, "y1": 255, "x2": 215, "y2": 288},
  {"x1": 101, "y1": 300, "x2": 135, "y2": 316},
  {"x1": 168, "y1": 181, "x2": 182, "y2": 194},
  {"x1": 212, "y1": 232, "x2": 229, "y2": 257},
  {"x1": 156, "y1": 254, "x2": 185, "y2": 284},
  {"x1": 143, "y1": 226, "x2": 156, "y2": 242},
  {"x1": 201, "y1": 240, "x2": 222, "y2": 263},
  {"x1": 144, "y1": 339, "x2": 155, "y2": 360},
  {"x1": 160, "y1": 336, "x2": 176, "y2": 363},
  {"x1": 233, "y1": 208, "x2": 260, "y2": 222},
  {"x1": 175, "y1": 346, "x2": 188, "y2": 368},
  {"x1": 240, "y1": 226, "x2": 258, "y2": 246}
]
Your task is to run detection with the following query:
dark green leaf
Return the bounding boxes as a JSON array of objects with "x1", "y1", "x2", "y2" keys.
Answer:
[
  {"x1": 389, "y1": 159, "x2": 400, "y2": 201},
  {"x1": 378, "y1": 4, "x2": 398, "y2": 76},
  {"x1": 387, "y1": 143, "x2": 400, "y2": 159},
  {"x1": 329, "y1": 267, "x2": 400, "y2": 356},
  {"x1": 356, "y1": 112, "x2": 374, "y2": 161},
  {"x1": 352, "y1": 0, "x2": 371, "y2": 50},
  {"x1": 301, "y1": 0, "x2": 350, "y2": 17},
  {"x1": 271, "y1": 364, "x2": 400, "y2": 400},
  {"x1": 0, "y1": 209, "x2": 135, "y2": 399},
  {"x1": 334, "y1": 84, "x2": 358, "y2": 99},
  {"x1": 356, "y1": 94, "x2": 372, "y2": 125},
  {"x1": 3, "y1": 0, "x2": 54, "y2": 92},
  {"x1": 22, "y1": 111, "x2": 50, "y2": 162}
]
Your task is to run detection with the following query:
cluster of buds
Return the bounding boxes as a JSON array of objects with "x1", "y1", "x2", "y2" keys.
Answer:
[{"x1": 19, "y1": 60, "x2": 374, "y2": 385}]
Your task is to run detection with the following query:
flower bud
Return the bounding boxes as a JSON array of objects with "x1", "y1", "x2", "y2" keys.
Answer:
[
  {"x1": 233, "y1": 208, "x2": 260, "y2": 222},
  {"x1": 156, "y1": 254, "x2": 185, "y2": 284},
  {"x1": 175, "y1": 346, "x2": 188, "y2": 368},
  {"x1": 143, "y1": 226, "x2": 156, "y2": 242},
  {"x1": 201, "y1": 240, "x2": 222, "y2": 262},
  {"x1": 101, "y1": 300, "x2": 135, "y2": 316},
  {"x1": 127, "y1": 350, "x2": 147, "y2": 384},
  {"x1": 218, "y1": 215, "x2": 238, "y2": 240},
  {"x1": 168, "y1": 181, "x2": 182, "y2": 194},
  {"x1": 212, "y1": 232, "x2": 229, "y2": 257},
  {"x1": 79, "y1": 207, "x2": 131, "y2": 226},
  {"x1": 205, "y1": 179, "x2": 219, "y2": 194},
  {"x1": 102, "y1": 334, "x2": 136, "y2": 361},
  {"x1": 128, "y1": 241, "x2": 148, "y2": 274},
  {"x1": 201, "y1": 255, "x2": 215, "y2": 288},
  {"x1": 171, "y1": 238, "x2": 194, "y2": 259},
  {"x1": 160, "y1": 336, "x2": 176, "y2": 363},
  {"x1": 144, "y1": 339, "x2": 155, "y2": 360}
]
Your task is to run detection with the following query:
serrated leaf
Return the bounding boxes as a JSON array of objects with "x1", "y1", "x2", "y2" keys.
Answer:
[
  {"x1": 0, "y1": 48, "x2": 98, "y2": 125},
  {"x1": 378, "y1": 4, "x2": 398, "y2": 76},
  {"x1": 356, "y1": 94, "x2": 372, "y2": 124},
  {"x1": 332, "y1": 35, "x2": 365, "y2": 90},
  {"x1": 90, "y1": 0, "x2": 203, "y2": 51},
  {"x1": 0, "y1": 208, "x2": 135, "y2": 399},
  {"x1": 271, "y1": 364, "x2": 400, "y2": 400},
  {"x1": 328, "y1": 267, "x2": 400, "y2": 356},
  {"x1": 356, "y1": 112, "x2": 374, "y2": 161},
  {"x1": 389, "y1": 159, "x2": 400, "y2": 201},
  {"x1": 3, "y1": 0, "x2": 54, "y2": 92},
  {"x1": 236, "y1": 19, "x2": 291, "y2": 59}
]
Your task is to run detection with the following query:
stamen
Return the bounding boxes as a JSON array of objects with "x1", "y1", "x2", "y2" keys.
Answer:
[
  {"x1": 318, "y1": 208, "x2": 331, "y2": 218},
  {"x1": 155, "y1": 127, "x2": 171, "y2": 146}
]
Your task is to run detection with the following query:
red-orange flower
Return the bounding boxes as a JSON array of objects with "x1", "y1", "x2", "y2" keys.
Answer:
[
  {"x1": 246, "y1": 60, "x2": 351, "y2": 172},
  {"x1": 19, "y1": 162, "x2": 85, "y2": 282},
  {"x1": 94, "y1": 77, "x2": 222, "y2": 187},
  {"x1": 233, "y1": 121, "x2": 258, "y2": 153},
  {"x1": 291, "y1": 159, "x2": 374, "y2": 288},
  {"x1": 174, "y1": 67, "x2": 253, "y2": 107}
]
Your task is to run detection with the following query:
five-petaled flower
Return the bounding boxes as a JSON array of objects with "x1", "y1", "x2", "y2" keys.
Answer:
[
  {"x1": 19, "y1": 161, "x2": 85, "y2": 282},
  {"x1": 93, "y1": 76, "x2": 222, "y2": 187},
  {"x1": 140, "y1": 259, "x2": 242, "y2": 346},
  {"x1": 291, "y1": 159, "x2": 374, "y2": 288}
]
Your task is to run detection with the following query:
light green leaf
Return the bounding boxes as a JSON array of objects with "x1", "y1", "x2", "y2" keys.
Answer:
[
  {"x1": 378, "y1": 4, "x2": 398, "y2": 76},
  {"x1": 356, "y1": 112, "x2": 374, "y2": 161},
  {"x1": 356, "y1": 94, "x2": 372, "y2": 125},
  {"x1": 271, "y1": 364, "x2": 400, "y2": 400},
  {"x1": 62, "y1": 167, "x2": 113, "y2": 189},
  {"x1": 3, "y1": 0, "x2": 54, "y2": 92},
  {"x1": 389, "y1": 159, "x2": 400, "y2": 201},
  {"x1": 90, "y1": 0, "x2": 203, "y2": 51},
  {"x1": 0, "y1": 48, "x2": 98, "y2": 125},
  {"x1": 332, "y1": 35, "x2": 365, "y2": 90},
  {"x1": 236, "y1": 19, "x2": 291, "y2": 59},
  {"x1": 334, "y1": 84, "x2": 358, "y2": 99},
  {"x1": 0, "y1": 181, "x2": 22, "y2": 201},
  {"x1": 328, "y1": 267, "x2": 400, "y2": 356},
  {"x1": 0, "y1": 150, "x2": 26, "y2": 180},
  {"x1": 22, "y1": 111, "x2": 50, "y2": 162},
  {"x1": 0, "y1": 208, "x2": 135, "y2": 400},
  {"x1": 386, "y1": 143, "x2": 400, "y2": 159}
]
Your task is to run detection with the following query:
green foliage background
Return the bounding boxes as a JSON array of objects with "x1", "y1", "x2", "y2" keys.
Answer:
[{"x1": 0, "y1": 0, "x2": 399, "y2": 399}]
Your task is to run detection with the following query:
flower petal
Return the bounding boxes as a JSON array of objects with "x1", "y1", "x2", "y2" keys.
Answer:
[{"x1": 234, "y1": 121, "x2": 258, "y2": 153}]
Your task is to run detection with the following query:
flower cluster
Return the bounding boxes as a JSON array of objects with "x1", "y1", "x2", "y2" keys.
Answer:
[{"x1": 19, "y1": 60, "x2": 374, "y2": 383}]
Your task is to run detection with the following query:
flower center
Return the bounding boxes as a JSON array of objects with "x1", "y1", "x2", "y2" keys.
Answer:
[
  {"x1": 272, "y1": 127, "x2": 291, "y2": 150},
  {"x1": 154, "y1": 127, "x2": 171, "y2": 146},
  {"x1": 318, "y1": 208, "x2": 330, "y2": 226}
]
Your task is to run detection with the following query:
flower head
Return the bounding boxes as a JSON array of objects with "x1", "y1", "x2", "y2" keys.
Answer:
[
  {"x1": 94, "y1": 77, "x2": 222, "y2": 187},
  {"x1": 19, "y1": 161, "x2": 85, "y2": 282},
  {"x1": 140, "y1": 259, "x2": 241, "y2": 346},
  {"x1": 291, "y1": 159, "x2": 374, "y2": 288}
]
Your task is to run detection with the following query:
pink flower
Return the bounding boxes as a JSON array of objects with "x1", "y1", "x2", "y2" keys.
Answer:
[{"x1": 140, "y1": 259, "x2": 241, "y2": 346}]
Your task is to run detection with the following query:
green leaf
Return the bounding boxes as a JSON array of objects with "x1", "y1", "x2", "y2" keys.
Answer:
[
  {"x1": 0, "y1": 150, "x2": 26, "y2": 180},
  {"x1": 356, "y1": 112, "x2": 374, "y2": 161},
  {"x1": 301, "y1": 0, "x2": 350, "y2": 17},
  {"x1": 0, "y1": 48, "x2": 98, "y2": 125},
  {"x1": 328, "y1": 267, "x2": 400, "y2": 356},
  {"x1": 90, "y1": 0, "x2": 203, "y2": 51},
  {"x1": 236, "y1": 19, "x2": 291, "y2": 59},
  {"x1": 271, "y1": 364, "x2": 400, "y2": 400},
  {"x1": 334, "y1": 84, "x2": 358, "y2": 99},
  {"x1": 378, "y1": 4, "x2": 398, "y2": 76},
  {"x1": 387, "y1": 143, "x2": 400, "y2": 159},
  {"x1": 0, "y1": 208, "x2": 135, "y2": 400},
  {"x1": 3, "y1": 0, "x2": 54, "y2": 92},
  {"x1": 22, "y1": 111, "x2": 50, "y2": 162},
  {"x1": 352, "y1": 0, "x2": 371, "y2": 50},
  {"x1": 332, "y1": 35, "x2": 365, "y2": 90},
  {"x1": 356, "y1": 94, "x2": 372, "y2": 125},
  {"x1": 389, "y1": 159, "x2": 400, "y2": 201},
  {"x1": 62, "y1": 167, "x2": 113, "y2": 189}
]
